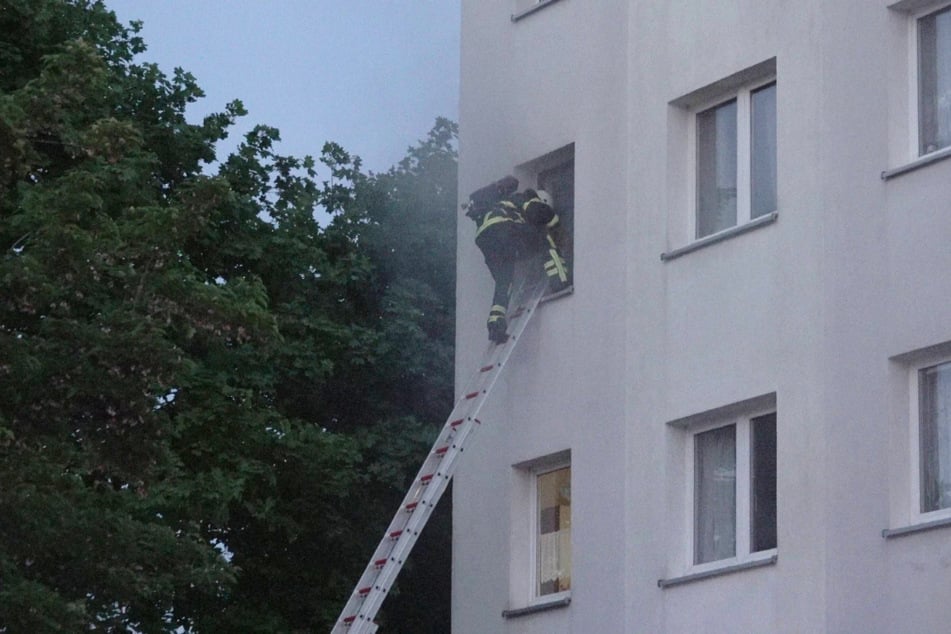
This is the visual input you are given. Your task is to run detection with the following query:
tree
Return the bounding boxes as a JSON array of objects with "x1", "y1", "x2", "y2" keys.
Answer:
[{"x1": 0, "y1": 1, "x2": 456, "y2": 631}]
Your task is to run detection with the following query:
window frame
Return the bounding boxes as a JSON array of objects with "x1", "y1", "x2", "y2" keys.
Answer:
[
  {"x1": 687, "y1": 78, "x2": 777, "y2": 241},
  {"x1": 909, "y1": 1, "x2": 951, "y2": 159},
  {"x1": 908, "y1": 356, "x2": 951, "y2": 524},
  {"x1": 507, "y1": 450, "x2": 572, "y2": 617},
  {"x1": 683, "y1": 409, "x2": 777, "y2": 576}
]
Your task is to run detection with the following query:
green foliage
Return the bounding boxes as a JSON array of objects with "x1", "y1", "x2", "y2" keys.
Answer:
[{"x1": 0, "y1": 1, "x2": 456, "y2": 631}]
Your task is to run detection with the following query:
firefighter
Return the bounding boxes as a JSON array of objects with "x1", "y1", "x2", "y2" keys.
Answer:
[{"x1": 464, "y1": 177, "x2": 570, "y2": 344}]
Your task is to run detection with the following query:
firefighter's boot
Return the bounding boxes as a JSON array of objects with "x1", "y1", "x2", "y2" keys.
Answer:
[{"x1": 487, "y1": 305, "x2": 509, "y2": 344}]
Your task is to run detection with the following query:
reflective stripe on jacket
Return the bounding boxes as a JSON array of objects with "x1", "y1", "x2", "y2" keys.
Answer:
[{"x1": 475, "y1": 200, "x2": 525, "y2": 238}]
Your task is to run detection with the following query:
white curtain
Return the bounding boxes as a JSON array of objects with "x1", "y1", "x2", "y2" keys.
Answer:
[
  {"x1": 920, "y1": 363, "x2": 951, "y2": 512},
  {"x1": 695, "y1": 425, "x2": 736, "y2": 564}
]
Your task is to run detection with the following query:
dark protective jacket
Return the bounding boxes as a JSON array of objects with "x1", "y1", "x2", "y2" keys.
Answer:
[{"x1": 474, "y1": 190, "x2": 555, "y2": 240}]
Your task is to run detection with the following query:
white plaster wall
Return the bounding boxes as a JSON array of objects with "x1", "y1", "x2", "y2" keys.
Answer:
[
  {"x1": 456, "y1": 1, "x2": 951, "y2": 632},
  {"x1": 456, "y1": 1, "x2": 630, "y2": 632},
  {"x1": 628, "y1": 1, "x2": 829, "y2": 632}
]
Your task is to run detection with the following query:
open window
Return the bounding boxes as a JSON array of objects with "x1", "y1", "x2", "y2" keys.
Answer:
[{"x1": 514, "y1": 144, "x2": 574, "y2": 292}]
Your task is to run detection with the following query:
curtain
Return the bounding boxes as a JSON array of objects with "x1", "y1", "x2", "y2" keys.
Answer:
[
  {"x1": 696, "y1": 100, "x2": 738, "y2": 238},
  {"x1": 920, "y1": 363, "x2": 951, "y2": 512},
  {"x1": 918, "y1": 8, "x2": 951, "y2": 154},
  {"x1": 695, "y1": 425, "x2": 736, "y2": 564}
]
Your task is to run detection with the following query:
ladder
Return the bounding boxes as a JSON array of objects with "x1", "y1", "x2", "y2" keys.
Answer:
[{"x1": 331, "y1": 273, "x2": 550, "y2": 633}]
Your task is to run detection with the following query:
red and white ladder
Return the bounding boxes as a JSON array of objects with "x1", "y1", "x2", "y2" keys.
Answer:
[{"x1": 331, "y1": 274, "x2": 550, "y2": 633}]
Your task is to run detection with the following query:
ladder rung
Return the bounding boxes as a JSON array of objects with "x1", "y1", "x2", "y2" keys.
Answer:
[
  {"x1": 435, "y1": 446, "x2": 448, "y2": 456},
  {"x1": 374, "y1": 558, "x2": 387, "y2": 568},
  {"x1": 420, "y1": 474, "x2": 434, "y2": 484},
  {"x1": 480, "y1": 364, "x2": 495, "y2": 372},
  {"x1": 389, "y1": 530, "x2": 403, "y2": 539},
  {"x1": 464, "y1": 391, "x2": 480, "y2": 400},
  {"x1": 358, "y1": 587, "x2": 371, "y2": 597},
  {"x1": 405, "y1": 502, "x2": 418, "y2": 512},
  {"x1": 450, "y1": 419, "x2": 464, "y2": 428},
  {"x1": 343, "y1": 615, "x2": 356, "y2": 624}
]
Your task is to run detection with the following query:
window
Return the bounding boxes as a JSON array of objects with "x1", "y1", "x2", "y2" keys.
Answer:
[
  {"x1": 507, "y1": 450, "x2": 572, "y2": 616},
  {"x1": 535, "y1": 464, "x2": 571, "y2": 596},
  {"x1": 694, "y1": 82, "x2": 776, "y2": 239},
  {"x1": 917, "y1": 4, "x2": 951, "y2": 155},
  {"x1": 514, "y1": 144, "x2": 574, "y2": 291},
  {"x1": 914, "y1": 359, "x2": 951, "y2": 516},
  {"x1": 663, "y1": 59, "x2": 777, "y2": 258},
  {"x1": 690, "y1": 412, "x2": 776, "y2": 567}
]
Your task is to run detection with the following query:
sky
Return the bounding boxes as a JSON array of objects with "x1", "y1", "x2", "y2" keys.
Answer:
[{"x1": 105, "y1": 1, "x2": 461, "y2": 174}]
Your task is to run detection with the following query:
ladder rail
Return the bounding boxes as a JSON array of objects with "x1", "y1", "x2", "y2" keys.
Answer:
[{"x1": 331, "y1": 273, "x2": 549, "y2": 633}]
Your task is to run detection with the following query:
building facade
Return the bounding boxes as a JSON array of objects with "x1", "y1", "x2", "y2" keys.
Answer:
[{"x1": 454, "y1": 1, "x2": 951, "y2": 632}]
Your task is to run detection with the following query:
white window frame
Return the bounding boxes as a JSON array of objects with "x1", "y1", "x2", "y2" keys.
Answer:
[
  {"x1": 907, "y1": 0, "x2": 951, "y2": 159},
  {"x1": 683, "y1": 410, "x2": 777, "y2": 575},
  {"x1": 507, "y1": 450, "x2": 572, "y2": 615},
  {"x1": 908, "y1": 356, "x2": 951, "y2": 524},
  {"x1": 529, "y1": 460, "x2": 571, "y2": 602},
  {"x1": 687, "y1": 78, "x2": 777, "y2": 241}
]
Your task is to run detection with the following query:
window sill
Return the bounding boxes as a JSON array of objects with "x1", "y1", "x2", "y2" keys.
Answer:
[
  {"x1": 660, "y1": 212, "x2": 778, "y2": 262},
  {"x1": 539, "y1": 284, "x2": 573, "y2": 305},
  {"x1": 882, "y1": 515, "x2": 951, "y2": 539},
  {"x1": 657, "y1": 554, "x2": 777, "y2": 589},
  {"x1": 511, "y1": 0, "x2": 565, "y2": 22},
  {"x1": 502, "y1": 594, "x2": 571, "y2": 618},
  {"x1": 881, "y1": 146, "x2": 951, "y2": 180}
]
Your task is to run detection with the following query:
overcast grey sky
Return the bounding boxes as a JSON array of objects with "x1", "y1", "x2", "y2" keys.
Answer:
[{"x1": 105, "y1": 1, "x2": 461, "y2": 174}]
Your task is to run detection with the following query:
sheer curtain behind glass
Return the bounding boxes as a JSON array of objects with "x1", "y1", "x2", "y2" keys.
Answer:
[
  {"x1": 536, "y1": 467, "x2": 571, "y2": 596},
  {"x1": 694, "y1": 425, "x2": 736, "y2": 564},
  {"x1": 918, "y1": 7, "x2": 951, "y2": 155},
  {"x1": 919, "y1": 362, "x2": 951, "y2": 512},
  {"x1": 696, "y1": 100, "x2": 737, "y2": 238}
]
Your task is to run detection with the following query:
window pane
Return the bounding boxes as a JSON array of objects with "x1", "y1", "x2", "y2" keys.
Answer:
[
  {"x1": 750, "y1": 413, "x2": 777, "y2": 552},
  {"x1": 919, "y1": 362, "x2": 951, "y2": 512},
  {"x1": 695, "y1": 425, "x2": 736, "y2": 564},
  {"x1": 697, "y1": 99, "x2": 737, "y2": 238},
  {"x1": 919, "y1": 7, "x2": 951, "y2": 155},
  {"x1": 751, "y1": 83, "x2": 777, "y2": 218},
  {"x1": 537, "y1": 466, "x2": 571, "y2": 595}
]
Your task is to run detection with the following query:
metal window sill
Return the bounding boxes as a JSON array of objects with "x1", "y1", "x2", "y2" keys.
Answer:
[
  {"x1": 660, "y1": 212, "x2": 778, "y2": 262},
  {"x1": 539, "y1": 284, "x2": 573, "y2": 305},
  {"x1": 881, "y1": 147, "x2": 951, "y2": 180},
  {"x1": 882, "y1": 515, "x2": 951, "y2": 539},
  {"x1": 511, "y1": 0, "x2": 565, "y2": 22},
  {"x1": 658, "y1": 554, "x2": 778, "y2": 589},
  {"x1": 502, "y1": 595, "x2": 571, "y2": 618}
]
